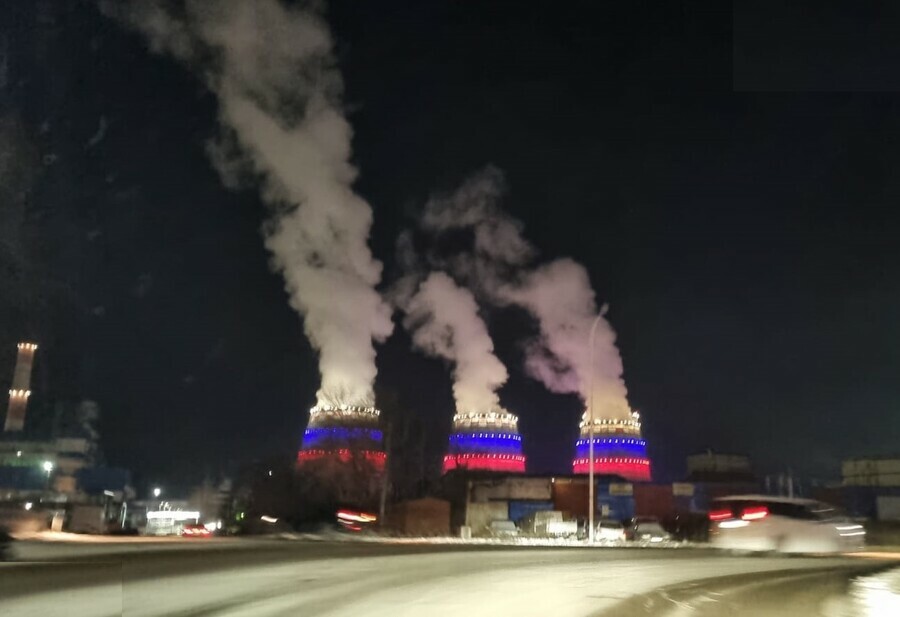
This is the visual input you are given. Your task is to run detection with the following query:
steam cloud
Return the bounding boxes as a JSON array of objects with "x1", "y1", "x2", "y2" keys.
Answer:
[
  {"x1": 420, "y1": 167, "x2": 633, "y2": 421},
  {"x1": 103, "y1": 0, "x2": 393, "y2": 407},
  {"x1": 402, "y1": 272, "x2": 508, "y2": 413}
]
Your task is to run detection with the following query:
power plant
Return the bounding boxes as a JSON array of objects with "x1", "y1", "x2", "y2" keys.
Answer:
[
  {"x1": 443, "y1": 410, "x2": 526, "y2": 473},
  {"x1": 572, "y1": 410, "x2": 651, "y2": 481},
  {"x1": 297, "y1": 404, "x2": 386, "y2": 470},
  {"x1": 4, "y1": 342, "x2": 38, "y2": 433},
  {"x1": 1, "y1": 342, "x2": 133, "y2": 516}
]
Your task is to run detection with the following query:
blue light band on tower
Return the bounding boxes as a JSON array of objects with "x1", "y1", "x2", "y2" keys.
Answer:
[
  {"x1": 302, "y1": 427, "x2": 383, "y2": 449},
  {"x1": 448, "y1": 433, "x2": 523, "y2": 455},
  {"x1": 574, "y1": 438, "x2": 647, "y2": 460}
]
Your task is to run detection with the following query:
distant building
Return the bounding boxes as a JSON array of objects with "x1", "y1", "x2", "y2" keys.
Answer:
[
  {"x1": 0, "y1": 343, "x2": 133, "y2": 531},
  {"x1": 385, "y1": 497, "x2": 451, "y2": 536},
  {"x1": 686, "y1": 451, "x2": 754, "y2": 481},
  {"x1": 843, "y1": 458, "x2": 900, "y2": 487},
  {"x1": 682, "y1": 451, "x2": 759, "y2": 512},
  {"x1": 842, "y1": 457, "x2": 900, "y2": 520},
  {"x1": 443, "y1": 472, "x2": 665, "y2": 536}
]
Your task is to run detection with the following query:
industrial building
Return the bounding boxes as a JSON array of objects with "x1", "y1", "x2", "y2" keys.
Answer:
[
  {"x1": 440, "y1": 472, "x2": 697, "y2": 537},
  {"x1": 0, "y1": 342, "x2": 133, "y2": 532},
  {"x1": 683, "y1": 450, "x2": 758, "y2": 503},
  {"x1": 436, "y1": 450, "x2": 767, "y2": 539},
  {"x1": 385, "y1": 497, "x2": 451, "y2": 536},
  {"x1": 841, "y1": 457, "x2": 900, "y2": 520}
]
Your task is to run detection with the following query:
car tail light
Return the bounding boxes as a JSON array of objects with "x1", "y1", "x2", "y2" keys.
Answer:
[
  {"x1": 708, "y1": 509, "x2": 732, "y2": 521},
  {"x1": 740, "y1": 506, "x2": 768, "y2": 521}
]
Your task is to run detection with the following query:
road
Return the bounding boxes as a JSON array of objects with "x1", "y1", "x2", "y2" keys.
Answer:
[{"x1": 2, "y1": 539, "x2": 898, "y2": 616}]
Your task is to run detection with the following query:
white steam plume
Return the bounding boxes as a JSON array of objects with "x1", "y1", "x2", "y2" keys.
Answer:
[
  {"x1": 500, "y1": 260, "x2": 631, "y2": 420},
  {"x1": 103, "y1": 0, "x2": 393, "y2": 407},
  {"x1": 420, "y1": 167, "x2": 633, "y2": 421},
  {"x1": 402, "y1": 272, "x2": 508, "y2": 413},
  {"x1": 421, "y1": 166, "x2": 535, "y2": 292}
]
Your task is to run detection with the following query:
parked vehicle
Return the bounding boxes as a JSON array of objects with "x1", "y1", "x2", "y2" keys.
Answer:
[
  {"x1": 626, "y1": 517, "x2": 671, "y2": 543},
  {"x1": 489, "y1": 520, "x2": 518, "y2": 537},
  {"x1": 68, "y1": 505, "x2": 106, "y2": 534},
  {"x1": 708, "y1": 494, "x2": 865, "y2": 553},
  {"x1": 520, "y1": 511, "x2": 576, "y2": 537},
  {"x1": 0, "y1": 527, "x2": 11, "y2": 561},
  {"x1": 595, "y1": 519, "x2": 626, "y2": 542}
]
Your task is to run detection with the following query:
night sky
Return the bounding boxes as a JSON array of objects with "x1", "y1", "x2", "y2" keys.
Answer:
[{"x1": 2, "y1": 1, "x2": 899, "y2": 492}]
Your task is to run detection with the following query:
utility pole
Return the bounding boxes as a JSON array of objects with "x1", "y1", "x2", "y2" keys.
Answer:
[
  {"x1": 587, "y1": 314, "x2": 603, "y2": 544},
  {"x1": 379, "y1": 420, "x2": 391, "y2": 526}
]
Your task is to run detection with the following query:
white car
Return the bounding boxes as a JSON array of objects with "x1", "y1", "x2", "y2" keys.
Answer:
[
  {"x1": 708, "y1": 494, "x2": 865, "y2": 553},
  {"x1": 595, "y1": 520, "x2": 626, "y2": 542},
  {"x1": 627, "y1": 518, "x2": 671, "y2": 543}
]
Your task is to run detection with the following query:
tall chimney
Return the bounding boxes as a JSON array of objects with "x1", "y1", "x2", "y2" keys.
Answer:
[{"x1": 4, "y1": 342, "x2": 38, "y2": 432}]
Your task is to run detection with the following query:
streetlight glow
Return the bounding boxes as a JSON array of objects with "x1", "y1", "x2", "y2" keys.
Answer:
[
  {"x1": 42, "y1": 461, "x2": 53, "y2": 473},
  {"x1": 153, "y1": 487, "x2": 162, "y2": 498}
]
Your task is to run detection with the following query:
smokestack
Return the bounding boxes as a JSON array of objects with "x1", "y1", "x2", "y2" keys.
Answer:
[{"x1": 4, "y1": 342, "x2": 37, "y2": 432}]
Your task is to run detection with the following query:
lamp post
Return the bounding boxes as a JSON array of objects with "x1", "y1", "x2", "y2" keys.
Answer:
[{"x1": 587, "y1": 314, "x2": 603, "y2": 544}]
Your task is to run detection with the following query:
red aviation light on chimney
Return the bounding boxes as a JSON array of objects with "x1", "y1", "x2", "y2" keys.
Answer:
[{"x1": 741, "y1": 506, "x2": 769, "y2": 521}]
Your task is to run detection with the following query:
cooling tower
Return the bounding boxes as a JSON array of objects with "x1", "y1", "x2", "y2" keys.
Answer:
[
  {"x1": 572, "y1": 411, "x2": 651, "y2": 481},
  {"x1": 4, "y1": 342, "x2": 38, "y2": 433},
  {"x1": 297, "y1": 405, "x2": 386, "y2": 470},
  {"x1": 443, "y1": 410, "x2": 526, "y2": 473}
]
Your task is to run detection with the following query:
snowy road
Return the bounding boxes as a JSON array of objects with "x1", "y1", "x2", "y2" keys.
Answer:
[{"x1": 1, "y1": 541, "x2": 896, "y2": 616}]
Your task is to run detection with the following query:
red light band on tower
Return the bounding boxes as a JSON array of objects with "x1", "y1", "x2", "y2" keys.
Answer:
[
  {"x1": 442, "y1": 453, "x2": 526, "y2": 473},
  {"x1": 297, "y1": 449, "x2": 386, "y2": 471},
  {"x1": 571, "y1": 458, "x2": 651, "y2": 481}
]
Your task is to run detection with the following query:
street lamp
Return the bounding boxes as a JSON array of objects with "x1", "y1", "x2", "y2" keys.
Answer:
[
  {"x1": 153, "y1": 487, "x2": 162, "y2": 498},
  {"x1": 42, "y1": 461, "x2": 54, "y2": 491},
  {"x1": 587, "y1": 314, "x2": 604, "y2": 545}
]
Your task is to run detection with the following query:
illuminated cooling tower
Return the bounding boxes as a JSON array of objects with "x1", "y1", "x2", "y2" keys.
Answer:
[
  {"x1": 4, "y1": 342, "x2": 38, "y2": 433},
  {"x1": 442, "y1": 411, "x2": 526, "y2": 474},
  {"x1": 572, "y1": 411, "x2": 651, "y2": 481},
  {"x1": 297, "y1": 405, "x2": 386, "y2": 471}
]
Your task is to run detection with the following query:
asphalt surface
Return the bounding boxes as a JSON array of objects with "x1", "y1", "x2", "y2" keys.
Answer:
[{"x1": 1, "y1": 539, "x2": 897, "y2": 616}]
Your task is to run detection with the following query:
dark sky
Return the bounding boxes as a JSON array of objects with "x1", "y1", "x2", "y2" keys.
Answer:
[{"x1": 2, "y1": 0, "x2": 900, "y2": 492}]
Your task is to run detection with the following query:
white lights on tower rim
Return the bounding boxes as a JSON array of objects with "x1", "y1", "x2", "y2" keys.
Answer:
[
  {"x1": 579, "y1": 409, "x2": 642, "y2": 436},
  {"x1": 452, "y1": 410, "x2": 519, "y2": 431},
  {"x1": 307, "y1": 404, "x2": 380, "y2": 428}
]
